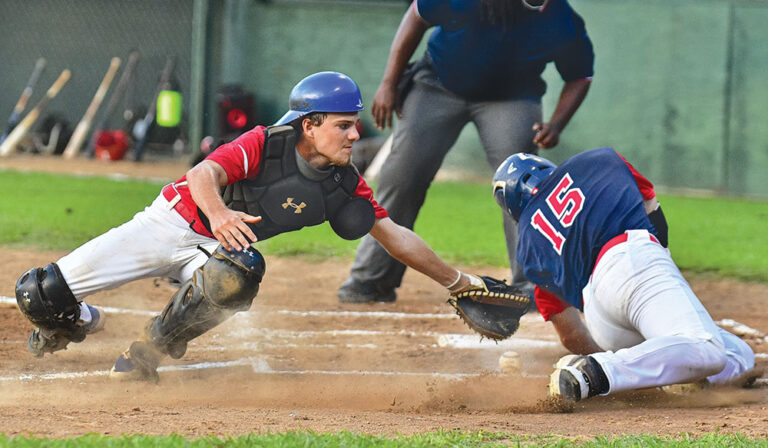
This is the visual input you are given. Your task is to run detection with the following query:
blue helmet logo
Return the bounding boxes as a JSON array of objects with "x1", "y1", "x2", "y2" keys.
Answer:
[
  {"x1": 275, "y1": 71, "x2": 364, "y2": 125},
  {"x1": 492, "y1": 153, "x2": 556, "y2": 221}
]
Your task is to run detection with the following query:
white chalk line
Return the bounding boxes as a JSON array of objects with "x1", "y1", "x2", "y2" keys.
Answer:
[
  {"x1": 233, "y1": 327, "x2": 440, "y2": 339},
  {"x1": 0, "y1": 295, "x2": 553, "y2": 383},
  {"x1": 228, "y1": 327, "x2": 559, "y2": 349},
  {"x1": 276, "y1": 309, "x2": 453, "y2": 319},
  {"x1": 0, "y1": 296, "x2": 156, "y2": 317},
  {"x1": 0, "y1": 356, "x2": 537, "y2": 383},
  {"x1": 438, "y1": 334, "x2": 558, "y2": 349},
  {"x1": 0, "y1": 296, "x2": 542, "y2": 324},
  {"x1": 717, "y1": 319, "x2": 767, "y2": 338},
  {"x1": 198, "y1": 342, "x2": 381, "y2": 352},
  {"x1": 197, "y1": 334, "x2": 558, "y2": 351},
  {"x1": 276, "y1": 310, "x2": 543, "y2": 325},
  {"x1": 1, "y1": 296, "x2": 765, "y2": 383}
]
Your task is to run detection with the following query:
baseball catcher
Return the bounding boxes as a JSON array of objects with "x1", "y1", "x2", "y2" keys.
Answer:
[
  {"x1": 14, "y1": 71, "x2": 509, "y2": 383},
  {"x1": 447, "y1": 273, "x2": 531, "y2": 340}
]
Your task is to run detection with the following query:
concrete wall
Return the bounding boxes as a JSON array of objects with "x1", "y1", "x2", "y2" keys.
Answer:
[
  {"x1": 212, "y1": 0, "x2": 768, "y2": 197},
  {"x1": 1, "y1": 0, "x2": 766, "y2": 197}
]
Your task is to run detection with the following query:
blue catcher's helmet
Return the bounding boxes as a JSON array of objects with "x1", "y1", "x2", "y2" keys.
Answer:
[
  {"x1": 492, "y1": 153, "x2": 557, "y2": 221},
  {"x1": 275, "y1": 71, "x2": 364, "y2": 125}
]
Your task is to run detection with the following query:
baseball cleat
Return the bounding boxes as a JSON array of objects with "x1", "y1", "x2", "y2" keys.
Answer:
[
  {"x1": 337, "y1": 278, "x2": 396, "y2": 303},
  {"x1": 109, "y1": 342, "x2": 161, "y2": 383},
  {"x1": 26, "y1": 305, "x2": 105, "y2": 358},
  {"x1": 27, "y1": 327, "x2": 73, "y2": 357},
  {"x1": 549, "y1": 355, "x2": 609, "y2": 402},
  {"x1": 554, "y1": 354, "x2": 580, "y2": 369},
  {"x1": 550, "y1": 364, "x2": 589, "y2": 402}
]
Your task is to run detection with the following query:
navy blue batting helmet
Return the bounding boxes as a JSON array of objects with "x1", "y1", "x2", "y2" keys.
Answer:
[
  {"x1": 275, "y1": 71, "x2": 364, "y2": 126},
  {"x1": 492, "y1": 153, "x2": 556, "y2": 221}
]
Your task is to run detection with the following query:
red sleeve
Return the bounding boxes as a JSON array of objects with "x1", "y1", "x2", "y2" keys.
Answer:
[
  {"x1": 354, "y1": 176, "x2": 389, "y2": 219},
  {"x1": 617, "y1": 152, "x2": 655, "y2": 200},
  {"x1": 535, "y1": 286, "x2": 569, "y2": 321},
  {"x1": 205, "y1": 126, "x2": 266, "y2": 184}
]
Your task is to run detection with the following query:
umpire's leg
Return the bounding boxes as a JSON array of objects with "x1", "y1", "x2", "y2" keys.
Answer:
[
  {"x1": 341, "y1": 72, "x2": 470, "y2": 302},
  {"x1": 469, "y1": 96, "x2": 541, "y2": 295}
]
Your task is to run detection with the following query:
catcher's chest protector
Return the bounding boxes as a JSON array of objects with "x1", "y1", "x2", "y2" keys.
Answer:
[{"x1": 212, "y1": 125, "x2": 372, "y2": 240}]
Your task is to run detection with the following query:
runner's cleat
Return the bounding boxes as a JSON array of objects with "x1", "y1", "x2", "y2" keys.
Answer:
[{"x1": 549, "y1": 355, "x2": 609, "y2": 402}]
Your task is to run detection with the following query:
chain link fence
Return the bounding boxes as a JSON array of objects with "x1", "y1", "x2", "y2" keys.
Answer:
[{"x1": 0, "y1": 0, "x2": 192, "y2": 159}]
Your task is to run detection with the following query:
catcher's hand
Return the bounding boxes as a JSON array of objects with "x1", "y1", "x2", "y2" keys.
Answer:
[{"x1": 447, "y1": 275, "x2": 531, "y2": 340}]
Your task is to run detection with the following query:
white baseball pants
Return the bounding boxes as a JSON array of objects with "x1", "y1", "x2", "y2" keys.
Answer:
[
  {"x1": 583, "y1": 230, "x2": 754, "y2": 393},
  {"x1": 57, "y1": 194, "x2": 219, "y2": 300}
]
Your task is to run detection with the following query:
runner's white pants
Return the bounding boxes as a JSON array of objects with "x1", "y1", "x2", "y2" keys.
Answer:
[
  {"x1": 57, "y1": 194, "x2": 219, "y2": 300},
  {"x1": 583, "y1": 230, "x2": 754, "y2": 393}
]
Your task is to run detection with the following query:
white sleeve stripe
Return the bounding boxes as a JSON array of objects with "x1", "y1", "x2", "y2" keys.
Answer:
[{"x1": 239, "y1": 144, "x2": 249, "y2": 177}]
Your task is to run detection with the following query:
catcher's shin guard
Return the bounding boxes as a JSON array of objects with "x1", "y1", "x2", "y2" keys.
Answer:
[{"x1": 146, "y1": 245, "x2": 266, "y2": 359}]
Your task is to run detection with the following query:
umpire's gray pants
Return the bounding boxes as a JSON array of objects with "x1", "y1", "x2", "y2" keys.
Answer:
[{"x1": 349, "y1": 64, "x2": 541, "y2": 294}]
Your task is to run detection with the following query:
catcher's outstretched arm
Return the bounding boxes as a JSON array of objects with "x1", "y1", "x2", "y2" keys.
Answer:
[{"x1": 369, "y1": 217, "x2": 467, "y2": 289}]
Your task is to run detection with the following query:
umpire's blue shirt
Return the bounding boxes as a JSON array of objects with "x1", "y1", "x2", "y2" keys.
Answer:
[{"x1": 416, "y1": 0, "x2": 594, "y2": 101}]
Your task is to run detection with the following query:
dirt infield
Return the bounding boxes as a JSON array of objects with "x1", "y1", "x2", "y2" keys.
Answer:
[
  {"x1": 0, "y1": 156, "x2": 766, "y2": 438},
  {"x1": 1, "y1": 250, "x2": 766, "y2": 438}
]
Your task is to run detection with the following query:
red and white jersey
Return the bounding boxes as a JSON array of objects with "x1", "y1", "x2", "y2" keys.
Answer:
[{"x1": 168, "y1": 126, "x2": 388, "y2": 238}]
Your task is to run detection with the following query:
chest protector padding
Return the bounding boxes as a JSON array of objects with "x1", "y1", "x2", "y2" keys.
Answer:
[{"x1": 215, "y1": 125, "x2": 373, "y2": 241}]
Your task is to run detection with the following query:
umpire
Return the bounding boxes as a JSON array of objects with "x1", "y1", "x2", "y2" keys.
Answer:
[{"x1": 339, "y1": 0, "x2": 594, "y2": 303}]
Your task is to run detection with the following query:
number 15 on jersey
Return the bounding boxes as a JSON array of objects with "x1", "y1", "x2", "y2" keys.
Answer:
[{"x1": 531, "y1": 173, "x2": 585, "y2": 255}]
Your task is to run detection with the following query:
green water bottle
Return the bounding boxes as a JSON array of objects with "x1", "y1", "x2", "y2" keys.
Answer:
[{"x1": 156, "y1": 89, "x2": 182, "y2": 127}]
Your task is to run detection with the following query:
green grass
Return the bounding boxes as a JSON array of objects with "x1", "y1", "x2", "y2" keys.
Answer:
[
  {"x1": 1, "y1": 172, "x2": 766, "y2": 444},
  {"x1": 0, "y1": 432, "x2": 765, "y2": 447},
  {"x1": 1, "y1": 170, "x2": 767, "y2": 282},
  {"x1": 662, "y1": 195, "x2": 768, "y2": 281},
  {"x1": 0, "y1": 171, "x2": 161, "y2": 250},
  {"x1": 260, "y1": 181, "x2": 510, "y2": 266}
]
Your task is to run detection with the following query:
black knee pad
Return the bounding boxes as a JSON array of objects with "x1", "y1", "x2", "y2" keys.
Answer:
[
  {"x1": 148, "y1": 246, "x2": 266, "y2": 359},
  {"x1": 15, "y1": 263, "x2": 80, "y2": 332},
  {"x1": 202, "y1": 245, "x2": 266, "y2": 309}
]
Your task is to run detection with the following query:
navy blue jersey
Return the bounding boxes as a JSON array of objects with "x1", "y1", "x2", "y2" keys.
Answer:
[
  {"x1": 517, "y1": 148, "x2": 656, "y2": 309},
  {"x1": 416, "y1": 0, "x2": 593, "y2": 101}
]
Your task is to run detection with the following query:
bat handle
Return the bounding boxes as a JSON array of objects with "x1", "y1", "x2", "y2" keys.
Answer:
[{"x1": 48, "y1": 70, "x2": 72, "y2": 96}]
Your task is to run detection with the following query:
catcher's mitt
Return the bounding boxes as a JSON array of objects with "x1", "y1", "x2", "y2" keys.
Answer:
[{"x1": 447, "y1": 275, "x2": 531, "y2": 340}]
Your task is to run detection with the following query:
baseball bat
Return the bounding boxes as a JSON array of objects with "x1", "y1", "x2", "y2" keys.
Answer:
[
  {"x1": 62, "y1": 57, "x2": 122, "y2": 159},
  {"x1": 0, "y1": 69, "x2": 71, "y2": 157},
  {"x1": 0, "y1": 58, "x2": 47, "y2": 145},
  {"x1": 364, "y1": 134, "x2": 393, "y2": 182},
  {"x1": 133, "y1": 56, "x2": 175, "y2": 161},
  {"x1": 85, "y1": 50, "x2": 141, "y2": 158}
]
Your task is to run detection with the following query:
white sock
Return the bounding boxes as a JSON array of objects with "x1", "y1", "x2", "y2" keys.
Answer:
[{"x1": 77, "y1": 302, "x2": 93, "y2": 325}]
